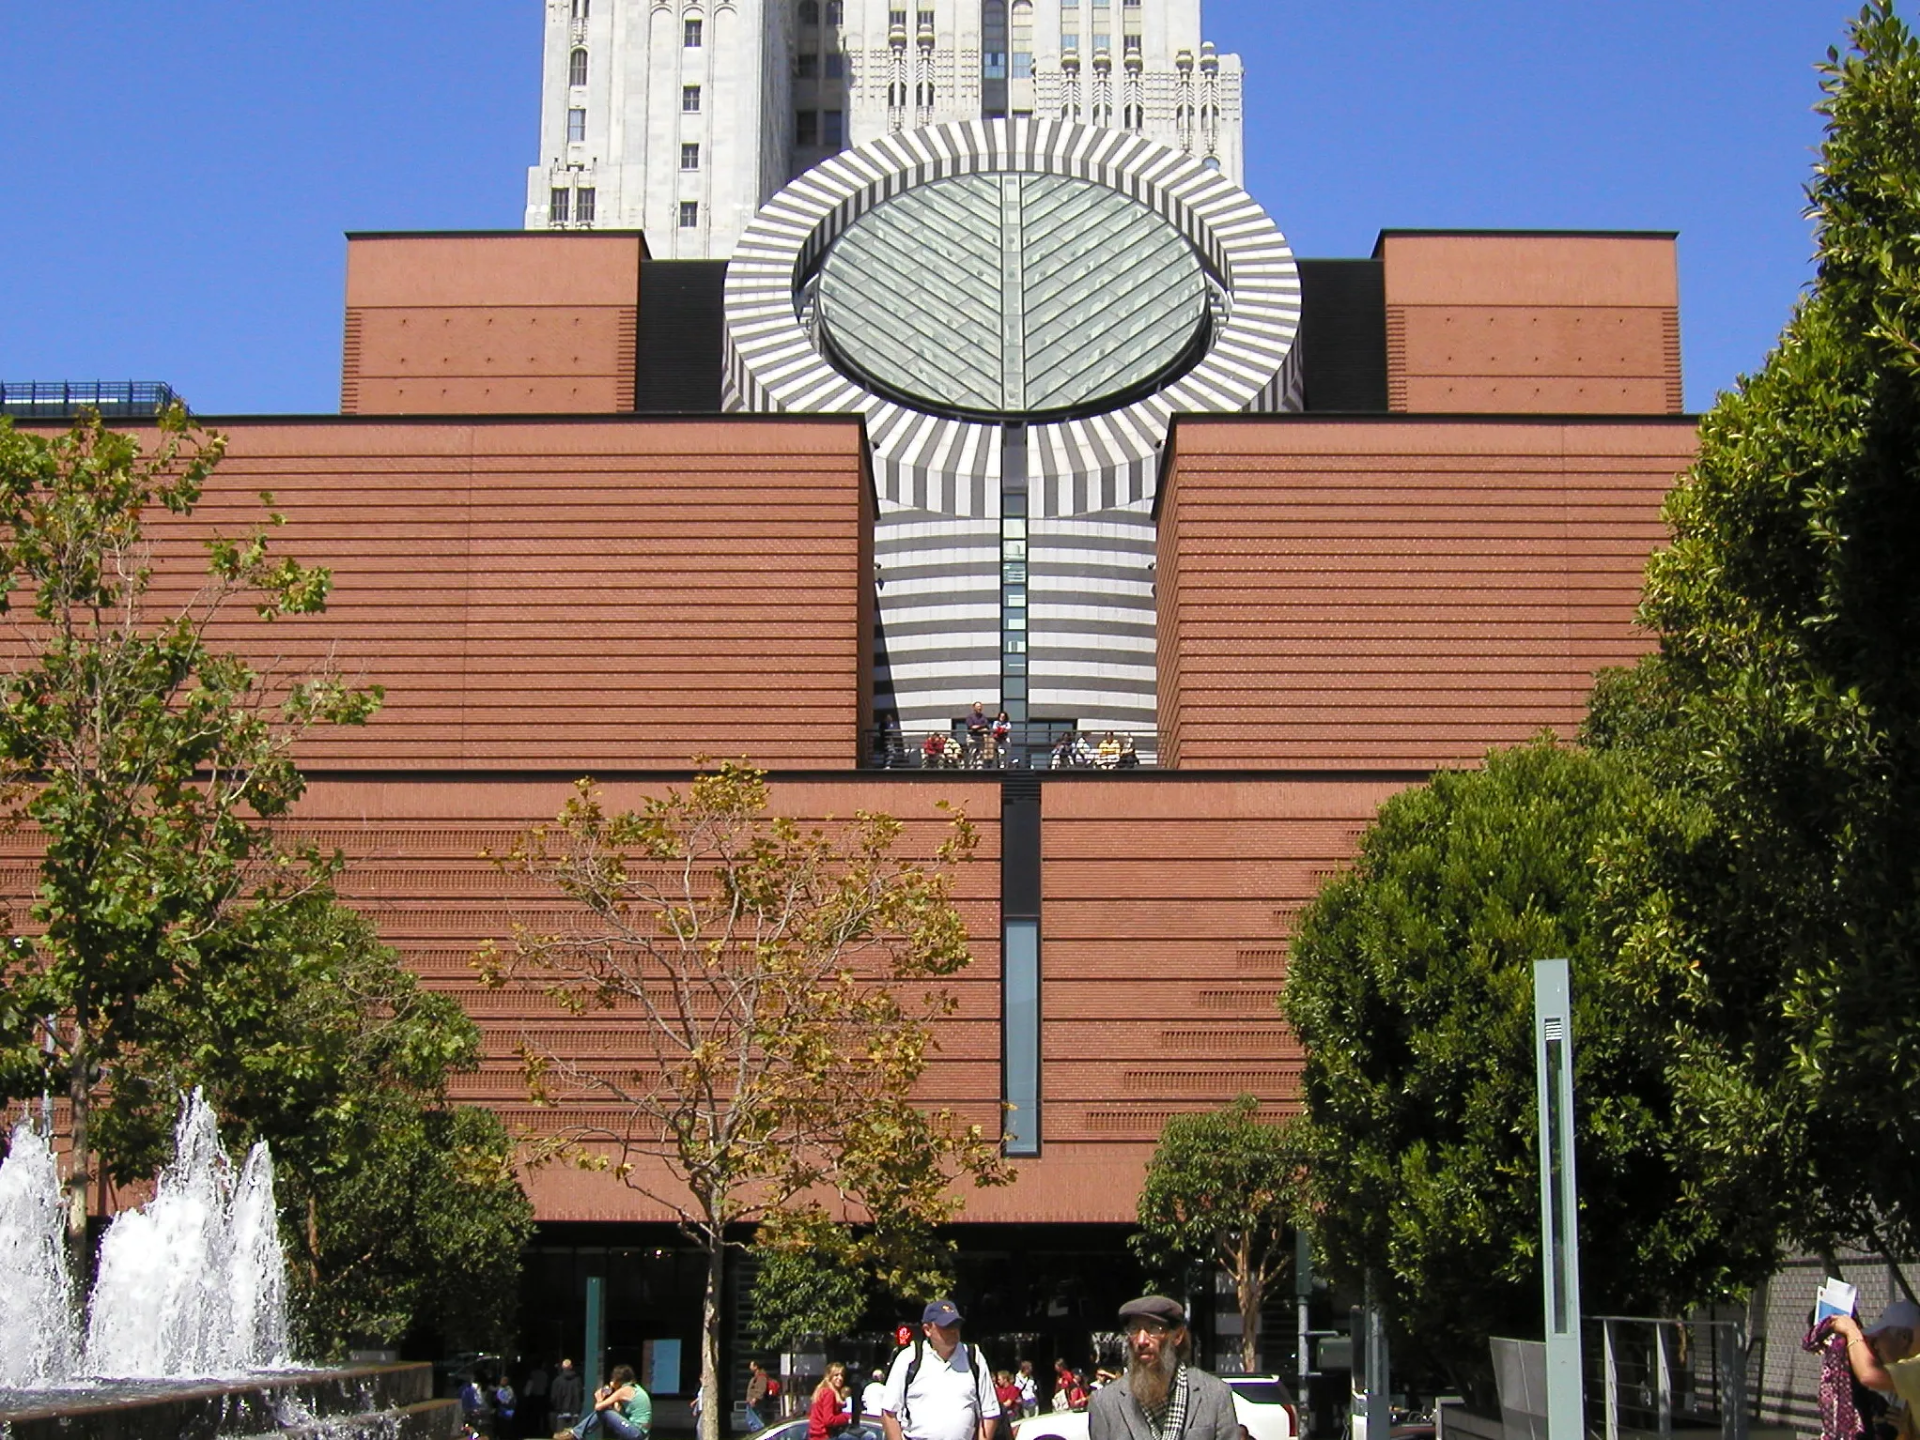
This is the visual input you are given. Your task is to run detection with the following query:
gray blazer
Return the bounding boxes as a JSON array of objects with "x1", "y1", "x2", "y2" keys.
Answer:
[{"x1": 1088, "y1": 1369, "x2": 1239, "y2": 1440}]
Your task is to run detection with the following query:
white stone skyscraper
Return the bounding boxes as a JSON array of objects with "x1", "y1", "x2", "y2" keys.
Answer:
[{"x1": 525, "y1": 0, "x2": 1243, "y2": 259}]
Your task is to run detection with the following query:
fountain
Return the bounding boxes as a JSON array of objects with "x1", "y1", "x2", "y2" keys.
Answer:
[
  {"x1": 84, "y1": 1089, "x2": 289, "y2": 1378},
  {"x1": 0, "y1": 1090, "x2": 457, "y2": 1438},
  {"x1": 0, "y1": 1121, "x2": 77, "y2": 1388}
]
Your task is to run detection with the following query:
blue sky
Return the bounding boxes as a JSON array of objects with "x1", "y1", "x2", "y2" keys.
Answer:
[{"x1": 0, "y1": 1, "x2": 1867, "y2": 415}]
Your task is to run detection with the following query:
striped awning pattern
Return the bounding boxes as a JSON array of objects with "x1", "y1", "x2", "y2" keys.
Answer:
[{"x1": 723, "y1": 118, "x2": 1303, "y2": 520}]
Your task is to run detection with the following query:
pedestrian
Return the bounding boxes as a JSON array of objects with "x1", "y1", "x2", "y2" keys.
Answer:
[
  {"x1": 496, "y1": 1376, "x2": 519, "y2": 1436},
  {"x1": 880, "y1": 1299, "x2": 998, "y2": 1440},
  {"x1": 810, "y1": 1362, "x2": 855, "y2": 1440},
  {"x1": 554, "y1": 1362, "x2": 650, "y2": 1440},
  {"x1": 1088, "y1": 1297, "x2": 1239, "y2": 1440},
  {"x1": 1014, "y1": 1362, "x2": 1037, "y2": 1419},
  {"x1": 526, "y1": 1362, "x2": 552, "y2": 1439},
  {"x1": 1830, "y1": 1298, "x2": 1920, "y2": 1429},
  {"x1": 862, "y1": 1369, "x2": 889, "y2": 1422},
  {"x1": 550, "y1": 1359, "x2": 585, "y2": 1436},
  {"x1": 747, "y1": 1360, "x2": 772, "y2": 1431}
]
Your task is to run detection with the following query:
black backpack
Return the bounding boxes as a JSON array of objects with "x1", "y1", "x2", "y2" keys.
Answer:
[{"x1": 898, "y1": 1339, "x2": 991, "y2": 1432}]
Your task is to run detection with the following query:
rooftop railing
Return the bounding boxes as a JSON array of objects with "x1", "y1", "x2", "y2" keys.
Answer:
[
  {"x1": 864, "y1": 725, "x2": 1159, "y2": 771},
  {"x1": 1, "y1": 382, "x2": 182, "y2": 420}
]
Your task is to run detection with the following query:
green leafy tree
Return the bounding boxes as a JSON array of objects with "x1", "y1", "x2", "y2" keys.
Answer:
[
  {"x1": 1130, "y1": 1095, "x2": 1306, "y2": 1373},
  {"x1": 748, "y1": 1210, "x2": 876, "y2": 1349},
  {"x1": 1283, "y1": 741, "x2": 1775, "y2": 1395},
  {"x1": 0, "y1": 410, "x2": 381, "y2": 1268},
  {"x1": 1586, "y1": 0, "x2": 1920, "y2": 1275},
  {"x1": 96, "y1": 888, "x2": 534, "y2": 1358},
  {"x1": 478, "y1": 763, "x2": 1012, "y2": 1440}
]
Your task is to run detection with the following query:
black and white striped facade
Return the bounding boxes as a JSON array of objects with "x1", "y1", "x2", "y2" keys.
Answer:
[{"x1": 722, "y1": 118, "x2": 1302, "y2": 734}]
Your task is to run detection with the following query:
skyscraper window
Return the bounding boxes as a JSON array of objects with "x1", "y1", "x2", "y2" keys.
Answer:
[
  {"x1": 549, "y1": 188, "x2": 570, "y2": 225},
  {"x1": 680, "y1": 200, "x2": 699, "y2": 226},
  {"x1": 823, "y1": 109, "x2": 844, "y2": 146},
  {"x1": 682, "y1": 84, "x2": 701, "y2": 111},
  {"x1": 682, "y1": 142, "x2": 701, "y2": 169},
  {"x1": 796, "y1": 110, "x2": 819, "y2": 145},
  {"x1": 576, "y1": 187, "x2": 596, "y2": 225},
  {"x1": 684, "y1": 17, "x2": 703, "y2": 46},
  {"x1": 567, "y1": 108, "x2": 587, "y2": 142},
  {"x1": 569, "y1": 48, "x2": 588, "y2": 86}
]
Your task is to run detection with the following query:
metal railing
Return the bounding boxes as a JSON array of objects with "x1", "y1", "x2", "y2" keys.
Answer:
[
  {"x1": 1592, "y1": 1316, "x2": 1750, "y2": 1440},
  {"x1": 863, "y1": 725, "x2": 1159, "y2": 771},
  {"x1": 1, "y1": 381, "x2": 182, "y2": 420}
]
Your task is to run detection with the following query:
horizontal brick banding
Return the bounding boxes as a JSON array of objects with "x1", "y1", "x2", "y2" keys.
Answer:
[
  {"x1": 0, "y1": 418, "x2": 873, "y2": 771},
  {"x1": 1157, "y1": 418, "x2": 1693, "y2": 769},
  {"x1": 1379, "y1": 234, "x2": 1683, "y2": 416},
  {"x1": 342, "y1": 234, "x2": 645, "y2": 416}
]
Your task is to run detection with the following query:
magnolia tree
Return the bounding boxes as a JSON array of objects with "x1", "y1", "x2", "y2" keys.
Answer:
[
  {"x1": 1586, "y1": 0, "x2": 1920, "y2": 1275},
  {"x1": 479, "y1": 763, "x2": 1010, "y2": 1440}
]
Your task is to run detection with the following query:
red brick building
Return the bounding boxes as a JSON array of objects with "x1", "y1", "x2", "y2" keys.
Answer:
[{"x1": 5, "y1": 220, "x2": 1693, "y2": 1376}]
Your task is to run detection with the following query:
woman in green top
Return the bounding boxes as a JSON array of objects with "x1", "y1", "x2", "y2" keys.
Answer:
[{"x1": 556, "y1": 1364, "x2": 651, "y2": 1440}]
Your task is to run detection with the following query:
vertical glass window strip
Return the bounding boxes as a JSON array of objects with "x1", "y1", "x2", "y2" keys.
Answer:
[
  {"x1": 684, "y1": 17, "x2": 703, "y2": 46},
  {"x1": 567, "y1": 108, "x2": 587, "y2": 142},
  {"x1": 825, "y1": 50, "x2": 845, "y2": 78},
  {"x1": 823, "y1": 109, "x2": 845, "y2": 146},
  {"x1": 1003, "y1": 920, "x2": 1039, "y2": 1155},
  {"x1": 826, "y1": 0, "x2": 845, "y2": 22},
  {"x1": 799, "y1": 0, "x2": 820, "y2": 21},
  {"x1": 681, "y1": 142, "x2": 700, "y2": 169},
  {"x1": 576, "y1": 187, "x2": 596, "y2": 225},
  {"x1": 549, "y1": 188, "x2": 570, "y2": 225},
  {"x1": 682, "y1": 84, "x2": 701, "y2": 111},
  {"x1": 797, "y1": 52, "x2": 820, "y2": 79},
  {"x1": 679, "y1": 200, "x2": 700, "y2": 226},
  {"x1": 796, "y1": 110, "x2": 819, "y2": 145},
  {"x1": 569, "y1": 48, "x2": 589, "y2": 85}
]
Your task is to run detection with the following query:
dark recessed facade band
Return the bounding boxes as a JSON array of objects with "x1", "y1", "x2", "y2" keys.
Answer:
[{"x1": 1001, "y1": 773, "x2": 1043, "y2": 1156}]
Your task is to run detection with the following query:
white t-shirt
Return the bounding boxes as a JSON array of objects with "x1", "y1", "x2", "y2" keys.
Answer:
[
  {"x1": 864, "y1": 1382, "x2": 889, "y2": 1417},
  {"x1": 883, "y1": 1341, "x2": 999, "y2": 1440}
]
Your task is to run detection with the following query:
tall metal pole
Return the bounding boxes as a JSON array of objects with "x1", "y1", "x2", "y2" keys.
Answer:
[
  {"x1": 1534, "y1": 959, "x2": 1584, "y2": 1439},
  {"x1": 585, "y1": 1275, "x2": 607, "y2": 1402}
]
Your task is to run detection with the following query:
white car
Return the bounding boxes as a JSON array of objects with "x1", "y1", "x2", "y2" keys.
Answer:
[{"x1": 1011, "y1": 1376, "x2": 1297, "y2": 1440}]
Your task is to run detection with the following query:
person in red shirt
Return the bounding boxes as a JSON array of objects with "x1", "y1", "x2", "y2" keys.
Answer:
[
  {"x1": 810, "y1": 1362, "x2": 854, "y2": 1440},
  {"x1": 994, "y1": 1372, "x2": 1022, "y2": 1429}
]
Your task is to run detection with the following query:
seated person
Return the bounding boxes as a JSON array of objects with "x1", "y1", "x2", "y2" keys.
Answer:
[
  {"x1": 922, "y1": 732, "x2": 949, "y2": 766},
  {"x1": 556, "y1": 1365, "x2": 649, "y2": 1440},
  {"x1": 1117, "y1": 735, "x2": 1139, "y2": 768},
  {"x1": 1096, "y1": 732, "x2": 1122, "y2": 767},
  {"x1": 1050, "y1": 735, "x2": 1075, "y2": 769}
]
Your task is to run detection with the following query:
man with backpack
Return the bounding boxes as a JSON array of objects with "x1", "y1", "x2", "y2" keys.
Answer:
[{"x1": 881, "y1": 1300, "x2": 1000, "y2": 1440}]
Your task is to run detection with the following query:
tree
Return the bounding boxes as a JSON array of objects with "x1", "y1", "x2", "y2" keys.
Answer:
[
  {"x1": 1130, "y1": 1095, "x2": 1306, "y2": 1374},
  {"x1": 1282, "y1": 741, "x2": 1776, "y2": 1396},
  {"x1": 1586, "y1": 0, "x2": 1920, "y2": 1273},
  {"x1": 0, "y1": 410, "x2": 381, "y2": 1269},
  {"x1": 747, "y1": 1210, "x2": 875, "y2": 1350},
  {"x1": 478, "y1": 764, "x2": 1011, "y2": 1440},
  {"x1": 93, "y1": 887, "x2": 534, "y2": 1358}
]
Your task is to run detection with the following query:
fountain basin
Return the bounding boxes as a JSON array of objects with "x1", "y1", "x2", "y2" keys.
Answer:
[{"x1": 0, "y1": 1361, "x2": 458, "y2": 1440}]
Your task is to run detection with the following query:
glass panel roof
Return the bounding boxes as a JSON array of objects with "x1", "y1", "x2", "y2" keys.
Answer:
[{"x1": 815, "y1": 171, "x2": 1207, "y2": 418}]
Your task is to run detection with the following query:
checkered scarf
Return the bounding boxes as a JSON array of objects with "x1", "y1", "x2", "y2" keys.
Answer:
[{"x1": 1141, "y1": 1366, "x2": 1190, "y2": 1440}]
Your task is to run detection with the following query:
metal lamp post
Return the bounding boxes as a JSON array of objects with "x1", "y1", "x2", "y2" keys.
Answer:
[{"x1": 1534, "y1": 959, "x2": 1584, "y2": 1439}]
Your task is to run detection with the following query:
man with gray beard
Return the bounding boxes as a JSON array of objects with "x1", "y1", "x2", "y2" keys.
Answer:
[{"x1": 1088, "y1": 1297, "x2": 1240, "y2": 1440}]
